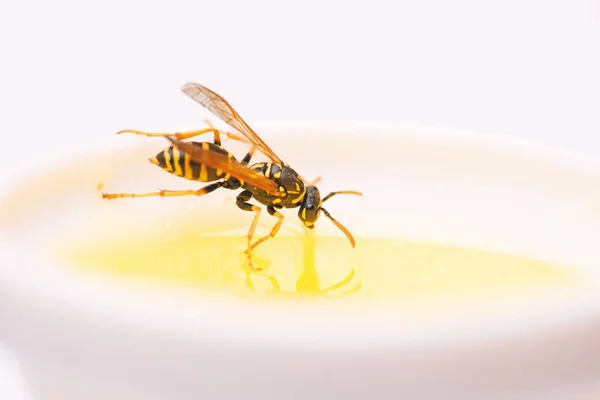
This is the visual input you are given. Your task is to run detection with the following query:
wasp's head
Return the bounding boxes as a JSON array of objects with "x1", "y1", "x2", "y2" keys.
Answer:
[
  {"x1": 297, "y1": 186, "x2": 363, "y2": 248},
  {"x1": 298, "y1": 186, "x2": 321, "y2": 228}
]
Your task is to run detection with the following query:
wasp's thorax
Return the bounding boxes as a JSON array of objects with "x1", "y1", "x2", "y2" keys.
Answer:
[{"x1": 299, "y1": 185, "x2": 322, "y2": 228}]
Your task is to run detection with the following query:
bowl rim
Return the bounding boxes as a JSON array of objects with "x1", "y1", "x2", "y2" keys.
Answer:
[
  {"x1": 3, "y1": 121, "x2": 600, "y2": 192},
  {"x1": 1, "y1": 122, "x2": 600, "y2": 351}
]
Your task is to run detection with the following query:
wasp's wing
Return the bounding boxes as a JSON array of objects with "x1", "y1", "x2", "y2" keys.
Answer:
[
  {"x1": 181, "y1": 82, "x2": 282, "y2": 164},
  {"x1": 166, "y1": 137, "x2": 281, "y2": 197}
]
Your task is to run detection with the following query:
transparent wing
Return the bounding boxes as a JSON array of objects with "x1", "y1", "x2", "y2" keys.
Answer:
[
  {"x1": 181, "y1": 82, "x2": 282, "y2": 163},
  {"x1": 166, "y1": 137, "x2": 281, "y2": 196}
]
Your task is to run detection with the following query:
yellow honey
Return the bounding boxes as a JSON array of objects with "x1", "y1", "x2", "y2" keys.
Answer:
[{"x1": 55, "y1": 221, "x2": 576, "y2": 303}]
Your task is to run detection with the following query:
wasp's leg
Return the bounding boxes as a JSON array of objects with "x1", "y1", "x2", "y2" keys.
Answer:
[
  {"x1": 220, "y1": 131, "x2": 251, "y2": 145},
  {"x1": 299, "y1": 175, "x2": 322, "y2": 186},
  {"x1": 101, "y1": 181, "x2": 225, "y2": 199},
  {"x1": 241, "y1": 147, "x2": 256, "y2": 165},
  {"x1": 117, "y1": 126, "x2": 246, "y2": 147},
  {"x1": 236, "y1": 190, "x2": 263, "y2": 269},
  {"x1": 236, "y1": 190, "x2": 261, "y2": 245},
  {"x1": 202, "y1": 119, "x2": 252, "y2": 145},
  {"x1": 307, "y1": 176, "x2": 322, "y2": 186},
  {"x1": 117, "y1": 127, "x2": 217, "y2": 141},
  {"x1": 247, "y1": 206, "x2": 284, "y2": 253}
]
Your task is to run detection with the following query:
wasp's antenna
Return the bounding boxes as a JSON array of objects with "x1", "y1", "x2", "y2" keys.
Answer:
[
  {"x1": 321, "y1": 207, "x2": 356, "y2": 247},
  {"x1": 322, "y1": 190, "x2": 362, "y2": 203}
]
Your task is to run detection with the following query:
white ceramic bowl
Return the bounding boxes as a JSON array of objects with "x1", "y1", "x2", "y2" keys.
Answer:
[{"x1": 1, "y1": 124, "x2": 600, "y2": 399}]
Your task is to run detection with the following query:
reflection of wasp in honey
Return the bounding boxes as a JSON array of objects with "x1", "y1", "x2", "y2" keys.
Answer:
[
  {"x1": 244, "y1": 229, "x2": 361, "y2": 297},
  {"x1": 101, "y1": 83, "x2": 362, "y2": 269},
  {"x1": 246, "y1": 267, "x2": 360, "y2": 298}
]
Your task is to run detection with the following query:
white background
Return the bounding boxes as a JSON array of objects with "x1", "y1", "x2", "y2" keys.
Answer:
[{"x1": 0, "y1": 0, "x2": 598, "y2": 397}]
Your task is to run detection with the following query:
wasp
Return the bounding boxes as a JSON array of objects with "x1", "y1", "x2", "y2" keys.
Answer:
[{"x1": 101, "y1": 83, "x2": 362, "y2": 268}]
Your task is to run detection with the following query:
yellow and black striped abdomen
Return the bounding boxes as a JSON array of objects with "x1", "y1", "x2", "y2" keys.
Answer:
[{"x1": 150, "y1": 142, "x2": 235, "y2": 182}]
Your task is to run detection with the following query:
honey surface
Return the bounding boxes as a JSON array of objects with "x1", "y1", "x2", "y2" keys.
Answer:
[{"x1": 56, "y1": 224, "x2": 576, "y2": 302}]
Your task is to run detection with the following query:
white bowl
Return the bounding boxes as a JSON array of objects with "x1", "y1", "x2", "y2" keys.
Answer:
[{"x1": 1, "y1": 124, "x2": 600, "y2": 399}]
